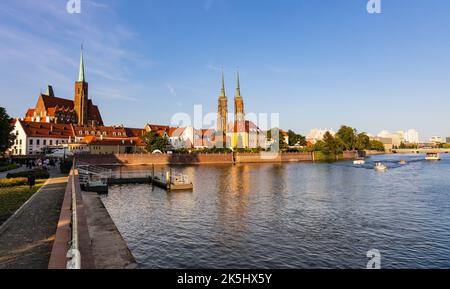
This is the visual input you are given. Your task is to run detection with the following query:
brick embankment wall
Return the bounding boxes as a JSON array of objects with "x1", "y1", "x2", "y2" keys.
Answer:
[
  {"x1": 341, "y1": 151, "x2": 357, "y2": 160},
  {"x1": 76, "y1": 153, "x2": 232, "y2": 165},
  {"x1": 76, "y1": 152, "x2": 357, "y2": 166}
]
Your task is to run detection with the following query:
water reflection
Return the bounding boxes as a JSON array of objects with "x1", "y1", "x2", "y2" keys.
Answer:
[{"x1": 102, "y1": 154, "x2": 450, "y2": 268}]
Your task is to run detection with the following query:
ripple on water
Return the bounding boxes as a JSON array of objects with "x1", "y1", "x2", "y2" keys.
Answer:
[{"x1": 101, "y1": 154, "x2": 450, "y2": 268}]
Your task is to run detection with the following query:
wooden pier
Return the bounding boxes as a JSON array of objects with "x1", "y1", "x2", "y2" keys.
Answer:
[{"x1": 77, "y1": 163, "x2": 193, "y2": 194}]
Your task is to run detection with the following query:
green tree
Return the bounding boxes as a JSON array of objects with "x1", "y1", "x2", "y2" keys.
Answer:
[
  {"x1": 140, "y1": 131, "x2": 170, "y2": 153},
  {"x1": 313, "y1": 140, "x2": 325, "y2": 152},
  {"x1": 288, "y1": 130, "x2": 307, "y2": 146},
  {"x1": 266, "y1": 129, "x2": 289, "y2": 151},
  {"x1": 355, "y1": 133, "x2": 371, "y2": 150},
  {"x1": 322, "y1": 131, "x2": 343, "y2": 156},
  {"x1": 0, "y1": 107, "x2": 15, "y2": 156},
  {"x1": 370, "y1": 140, "x2": 385, "y2": 152},
  {"x1": 336, "y1": 125, "x2": 357, "y2": 151}
]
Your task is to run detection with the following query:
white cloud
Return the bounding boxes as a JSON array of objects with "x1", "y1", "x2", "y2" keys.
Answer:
[
  {"x1": 166, "y1": 83, "x2": 177, "y2": 97},
  {"x1": 0, "y1": 0, "x2": 155, "y2": 123}
]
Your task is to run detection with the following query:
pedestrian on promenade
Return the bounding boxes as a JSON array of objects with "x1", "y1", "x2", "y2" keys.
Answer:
[{"x1": 27, "y1": 173, "x2": 36, "y2": 189}]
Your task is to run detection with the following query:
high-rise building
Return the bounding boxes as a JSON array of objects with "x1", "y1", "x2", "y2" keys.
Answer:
[
  {"x1": 403, "y1": 129, "x2": 420, "y2": 144},
  {"x1": 429, "y1": 136, "x2": 442, "y2": 143}
]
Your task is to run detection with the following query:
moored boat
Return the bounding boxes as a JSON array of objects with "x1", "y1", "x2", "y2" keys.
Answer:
[
  {"x1": 353, "y1": 159, "x2": 365, "y2": 165},
  {"x1": 425, "y1": 153, "x2": 441, "y2": 161}
]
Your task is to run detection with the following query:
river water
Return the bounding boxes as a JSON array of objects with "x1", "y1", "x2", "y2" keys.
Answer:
[{"x1": 101, "y1": 154, "x2": 450, "y2": 269}]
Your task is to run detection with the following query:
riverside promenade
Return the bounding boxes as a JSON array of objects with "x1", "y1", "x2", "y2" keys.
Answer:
[{"x1": 0, "y1": 168, "x2": 67, "y2": 269}]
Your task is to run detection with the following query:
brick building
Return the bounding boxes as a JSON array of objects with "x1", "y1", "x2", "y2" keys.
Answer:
[{"x1": 24, "y1": 47, "x2": 103, "y2": 126}]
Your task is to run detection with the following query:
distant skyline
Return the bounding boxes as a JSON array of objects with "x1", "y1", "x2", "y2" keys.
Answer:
[{"x1": 1, "y1": 0, "x2": 449, "y2": 140}]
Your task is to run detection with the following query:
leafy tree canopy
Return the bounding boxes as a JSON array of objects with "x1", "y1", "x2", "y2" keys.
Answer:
[
  {"x1": 140, "y1": 131, "x2": 170, "y2": 153},
  {"x1": 0, "y1": 107, "x2": 15, "y2": 156},
  {"x1": 288, "y1": 130, "x2": 307, "y2": 147},
  {"x1": 336, "y1": 125, "x2": 357, "y2": 151}
]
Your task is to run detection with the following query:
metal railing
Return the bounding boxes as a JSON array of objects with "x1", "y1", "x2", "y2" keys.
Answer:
[{"x1": 66, "y1": 169, "x2": 81, "y2": 269}]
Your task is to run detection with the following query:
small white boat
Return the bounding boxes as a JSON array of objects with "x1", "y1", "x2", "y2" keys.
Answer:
[
  {"x1": 425, "y1": 153, "x2": 441, "y2": 161},
  {"x1": 353, "y1": 159, "x2": 365, "y2": 165},
  {"x1": 374, "y1": 162, "x2": 387, "y2": 172}
]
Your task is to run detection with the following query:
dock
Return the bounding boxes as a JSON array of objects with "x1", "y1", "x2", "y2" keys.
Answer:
[{"x1": 77, "y1": 162, "x2": 193, "y2": 194}]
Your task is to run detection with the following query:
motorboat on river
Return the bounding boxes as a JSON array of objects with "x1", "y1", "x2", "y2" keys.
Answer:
[
  {"x1": 425, "y1": 153, "x2": 441, "y2": 161},
  {"x1": 375, "y1": 163, "x2": 387, "y2": 172}
]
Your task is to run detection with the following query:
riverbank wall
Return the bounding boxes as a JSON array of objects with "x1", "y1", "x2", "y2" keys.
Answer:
[
  {"x1": 48, "y1": 169, "x2": 136, "y2": 269},
  {"x1": 76, "y1": 151, "x2": 357, "y2": 166}
]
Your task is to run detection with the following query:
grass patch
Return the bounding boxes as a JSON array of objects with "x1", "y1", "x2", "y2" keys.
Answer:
[
  {"x1": 0, "y1": 180, "x2": 46, "y2": 225},
  {"x1": 0, "y1": 178, "x2": 28, "y2": 188},
  {"x1": 0, "y1": 163, "x2": 18, "y2": 172}
]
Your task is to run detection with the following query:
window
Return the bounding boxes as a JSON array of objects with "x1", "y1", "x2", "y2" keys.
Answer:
[
  {"x1": 79, "y1": 131, "x2": 83, "y2": 135},
  {"x1": 91, "y1": 131, "x2": 95, "y2": 135},
  {"x1": 36, "y1": 139, "x2": 40, "y2": 145},
  {"x1": 30, "y1": 139, "x2": 33, "y2": 145},
  {"x1": 43, "y1": 140, "x2": 47, "y2": 146},
  {"x1": 20, "y1": 139, "x2": 22, "y2": 145},
  {"x1": 56, "y1": 140, "x2": 59, "y2": 145},
  {"x1": 50, "y1": 140, "x2": 53, "y2": 146}
]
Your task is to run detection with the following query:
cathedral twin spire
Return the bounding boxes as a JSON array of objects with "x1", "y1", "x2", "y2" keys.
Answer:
[{"x1": 217, "y1": 68, "x2": 245, "y2": 129}]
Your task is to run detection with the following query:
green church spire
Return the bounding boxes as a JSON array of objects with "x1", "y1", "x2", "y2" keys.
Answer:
[
  {"x1": 220, "y1": 67, "x2": 226, "y2": 97},
  {"x1": 78, "y1": 45, "x2": 85, "y2": 82},
  {"x1": 236, "y1": 70, "x2": 241, "y2": 98}
]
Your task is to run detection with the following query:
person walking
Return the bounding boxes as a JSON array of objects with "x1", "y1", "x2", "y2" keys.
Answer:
[{"x1": 27, "y1": 173, "x2": 36, "y2": 189}]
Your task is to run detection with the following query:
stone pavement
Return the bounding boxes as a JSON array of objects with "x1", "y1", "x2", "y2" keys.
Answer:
[
  {"x1": 0, "y1": 169, "x2": 67, "y2": 269},
  {"x1": 83, "y1": 191, "x2": 137, "y2": 269}
]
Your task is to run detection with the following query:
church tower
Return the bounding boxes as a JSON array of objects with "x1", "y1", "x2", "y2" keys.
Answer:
[
  {"x1": 217, "y1": 69, "x2": 228, "y2": 146},
  {"x1": 74, "y1": 46, "x2": 89, "y2": 126},
  {"x1": 234, "y1": 71, "x2": 245, "y2": 122}
]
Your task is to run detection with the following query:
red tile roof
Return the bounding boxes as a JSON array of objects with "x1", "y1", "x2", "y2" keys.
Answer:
[
  {"x1": 40, "y1": 94, "x2": 74, "y2": 109},
  {"x1": 168, "y1": 127, "x2": 186, "y2": 138},
  {"x1": 19, "y1": 121, "x2": 73, "y2": 139},
  {"x1": 72, "y1": 125, "x2": 128, "y2": 138},
  {"x1": 125, "y1": 127, "x2": 146, "y2": 138},
  {"x1": 25, "y1": 109, "x2": 35, "y2": 117},
  {"x1": 228, "y1": 121, "x2": 260, "y2": 133}
]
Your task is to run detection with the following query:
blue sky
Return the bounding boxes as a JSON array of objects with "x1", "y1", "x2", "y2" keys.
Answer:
[{"x1": 0, "y1": 0, "x2": 449, "y2": 140}]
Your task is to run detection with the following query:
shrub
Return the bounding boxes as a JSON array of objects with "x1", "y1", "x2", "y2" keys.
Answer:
[
  {"x1": 60, "y1": 159, "x2": 73, "y2": 174},
  {"x1": 0, "y1": 178, "x2": 28, "y2": 188},
  {"x1": 0, "y1": 163, "x2": 18, "y2": 172},
  {"x1": 6, "y1": 169, "x2": 50, "y2": 180}
]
